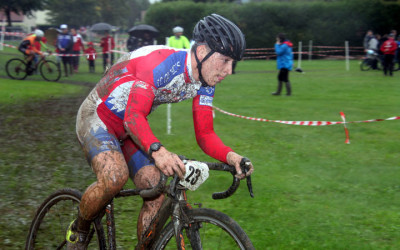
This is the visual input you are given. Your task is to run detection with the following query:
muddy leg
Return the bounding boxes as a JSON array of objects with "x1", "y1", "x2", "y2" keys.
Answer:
[
  {"x1": 78, "y1": 151, "x2": 129, "y2": 227},
  {"x1": 133, "y1": 165, "x2": 164, "y2": 243}
]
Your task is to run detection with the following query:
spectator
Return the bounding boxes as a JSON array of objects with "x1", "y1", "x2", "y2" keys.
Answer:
[
  {"x1": 380, "y1": 33, "x2": 397, "y2": 76},
  {"x1": 57, "y1": 24, "x2": 74, "y2": 77},
  {"x1": 84, "y1": 42, "x2": 96, "y2": 73},
  {"x1": 272, "y1": 33, "x2": 293, "y2": 96},
  {"x1": 367, "y1": 34, "x2": 379, "y2": 69},
  {"x1": 139, "y1": 32, "x2": 155, "y2": 47},
  {"x1": 363, "y1": 30, "x2": 374, "y2": 52},
  {"x1": 168, "y1": 26, "x2": 190, "y2": 49},
  {"x1": 71, "y1": 28, "x2": 85, "y2": 73},
  {"x1": 377, "y1": 34, "x2": 388, "y2": 68},
  {"x1": 126, "y1": 35, "x2": 139, "y2": 52},
  {"x1": 100, "y1": 31, "x2": 115, "y2": 72}
]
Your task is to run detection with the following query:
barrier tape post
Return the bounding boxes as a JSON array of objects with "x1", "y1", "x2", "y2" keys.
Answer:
[
  {"x1": 0, "y1": 17, "x2": 5, "y2": 51},
  {"x1": 345, "y1": 41, "x2": 350, "y2": 71},
  {"x1": 297, "y1": 41, "x2": 302, "y2": 69},
  {"x1": 167, "y1": 103, "x2": 171, "y2": 135},
  {"x1": 340, "y1": 111, "x2": 350, "y2": 144}
]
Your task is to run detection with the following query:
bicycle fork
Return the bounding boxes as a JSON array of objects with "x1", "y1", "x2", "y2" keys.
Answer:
[
  {"x1": 172, "y1": 190, "x2": 202, "y2": 250},
  {"x1": 105, "y1": 200, "x2": 117, "y2": 250}
]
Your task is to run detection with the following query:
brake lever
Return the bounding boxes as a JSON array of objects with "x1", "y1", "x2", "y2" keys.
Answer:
[{"x1": 240, "y1": 158, "x2": 254, "y2": 198}]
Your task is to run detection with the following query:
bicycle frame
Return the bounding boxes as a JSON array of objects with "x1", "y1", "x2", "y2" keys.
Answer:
[
  {"x1": 96, "y1": 159, "x2": 253, "y2": 250},
  {"x1": 102, "y1": 186, "x2": 183, "y2": 249}
]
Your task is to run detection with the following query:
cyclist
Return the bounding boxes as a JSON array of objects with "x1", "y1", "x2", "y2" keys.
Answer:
[
  {"x1": 67, "y1": 14, "x2": 254, "y2": 249},
  {"x1": 18, "y1": 29, "x2": 45, "y2": 74}
]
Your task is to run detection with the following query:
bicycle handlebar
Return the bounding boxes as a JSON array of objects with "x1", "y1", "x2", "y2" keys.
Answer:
[
  {"x1": 208, "y1": 158, "x2": 254, "y2": 199},
  {"x1": 131, "y1": 156, "x2": 253, "y2": 200}
]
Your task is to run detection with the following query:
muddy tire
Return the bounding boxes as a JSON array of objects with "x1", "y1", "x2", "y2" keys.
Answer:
[
  {"x1": 6, "y1": 58, "x2": 28, "y2": 80},
  {"x1": 152, "y1": 208, "x2": 255, "y2": 250},
  {"x1": 25, "y1": 188, "x2": 106, "y2": 249}
]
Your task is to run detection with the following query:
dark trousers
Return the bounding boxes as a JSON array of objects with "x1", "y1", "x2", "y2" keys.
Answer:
[
  {"x1": 72, "y1": 51, "x2": 80, "y2": 71},
  {"x1": 273, "y1": 68, "x2": 291, "y2": 95},
  {"x1": 103, "y1": 53, "x2": 114, "y2": 71},
  {"x1": 61, "y1": 55, "x2": 73, "y2": 77},
  {"x1": 383, "y1": 54, "x2": 394, "y2": 76},
  {"x1": 88, "y1": 60, "x2": 95, "y2": 73}
]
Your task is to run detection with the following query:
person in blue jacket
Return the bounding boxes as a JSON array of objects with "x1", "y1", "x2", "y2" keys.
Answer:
[
  {"x1": 57, "y1": 24, "x2": 74, "y2": 77},
  {"x1": 272, "y1": 33, "x2": 293, "y2": 96}
]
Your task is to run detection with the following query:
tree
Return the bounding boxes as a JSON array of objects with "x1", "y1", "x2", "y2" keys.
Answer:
[
  {"x1": 44, "y1": 0, "x2": 99, "y2": 27},
  {"x1": 44, "y1": 0, "x2": 148, "y2": 29},
  {"x1": 0, "y1": 0, "x2": 44, "y2": 26}
]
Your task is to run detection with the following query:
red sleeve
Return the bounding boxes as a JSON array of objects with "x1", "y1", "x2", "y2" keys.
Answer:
[
  {"x1": 192, "y1": 96, "x2": 232, "y2": 163},
  {"x1": 123, "y1": 83, "x2": 159, "y2": 153},
  {"x1": 79, "y1": 38, "x2": 85, "y2": 51}
]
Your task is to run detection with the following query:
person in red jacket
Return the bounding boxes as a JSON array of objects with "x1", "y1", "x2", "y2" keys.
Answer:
[
  {"x1": 71, "y1": 28, "x2": 85, "y2": 73},
  {"x1": 100, "y1": 30, "x2": 115, "y2": 72},
  {"x1": 380, "y1": 33, "x2": 397, "y2": 76},
  {"x1": 84, "y1": 42, "x2": 96, "y2": 73}
]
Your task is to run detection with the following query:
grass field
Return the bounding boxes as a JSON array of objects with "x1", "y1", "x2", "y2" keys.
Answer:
[{"x1": 0, "y1": 46, "x2": 399, "y2": 249}]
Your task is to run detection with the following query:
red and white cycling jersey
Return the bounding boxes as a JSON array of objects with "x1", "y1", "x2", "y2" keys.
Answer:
[{"x1": 76, "y1": 45, "x2": 232, "y2": 174}]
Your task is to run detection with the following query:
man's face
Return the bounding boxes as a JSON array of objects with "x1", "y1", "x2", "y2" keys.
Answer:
[
  {"x1": 62, "y1": 28, "x2": 68, "y2": 34},
  {"x1": 200, "y1": 52, "x2": 234, "y2": 87}
]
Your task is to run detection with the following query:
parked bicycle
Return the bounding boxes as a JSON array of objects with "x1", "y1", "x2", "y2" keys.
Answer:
[
  {"x1": 5, "y1": 54, "x2": 61, "y2": 81},
  {"x1": 360, "y1": 50, "x2": 382, "y2": 71},
  {"x1": 25, "y1": 156, "x2": 255, "y2": 249}
]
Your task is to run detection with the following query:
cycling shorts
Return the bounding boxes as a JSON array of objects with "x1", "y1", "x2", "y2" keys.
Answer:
[{"x1": 76, "y1": 89, "x2": 154, "y2": 179}]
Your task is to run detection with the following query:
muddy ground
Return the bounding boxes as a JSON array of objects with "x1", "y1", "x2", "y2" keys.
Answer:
[{"x1": 0, "y1": 83, "x2": 98, "y2": 248}]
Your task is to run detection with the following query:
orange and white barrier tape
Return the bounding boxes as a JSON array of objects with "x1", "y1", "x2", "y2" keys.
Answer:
[{"x1": 213, "y1": 106, "x2": 399, "y2": 144}]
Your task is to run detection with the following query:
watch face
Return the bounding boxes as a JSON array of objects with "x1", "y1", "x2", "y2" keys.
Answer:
[{"x1": 150, "y1": 142, "x2": 161, "y2": 152}]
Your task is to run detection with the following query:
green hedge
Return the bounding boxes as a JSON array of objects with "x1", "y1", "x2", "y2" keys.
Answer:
[{"x1": 145, "y1": 0, "x2": 400, "y2": 48}]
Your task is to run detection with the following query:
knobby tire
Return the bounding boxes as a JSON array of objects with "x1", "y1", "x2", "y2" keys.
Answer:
[
  {"x1": 40, "y1": 60, "x2": 61, "y2": 81},
  {"x1": 6, "y1": 58, "x2": 28, "y2": 80},
  {"x1": 152, "y1": 208, "x2": 255, "y2": 250},
  {"x1": 25, "y1": 188, "x2": 106, "y2": 250}
]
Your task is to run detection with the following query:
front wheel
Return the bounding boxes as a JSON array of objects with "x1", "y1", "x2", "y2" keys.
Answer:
[
  {"x1": 40, "y1": 60, "x2": 61, "y2": 81},
  {"x1": 152, "y1": 208, "x2": 255, "y2": 250},
  {"x1": 25, "y1": 188, "x2": 106, "y2": 249},
  {"x1": 360, "y1": 59, "x2": 373, "y2": 71},
  {"x1": 6, "y1": 58, "x2": 28, "y2": 80}
]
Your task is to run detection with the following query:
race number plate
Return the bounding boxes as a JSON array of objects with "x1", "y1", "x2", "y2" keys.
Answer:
[{"x1": 179, "y1": 161, "x2": 209, "y2": 191}]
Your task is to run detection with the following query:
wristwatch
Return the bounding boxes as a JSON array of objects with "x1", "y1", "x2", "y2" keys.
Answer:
[{"x1": 148, "y1": 142, "x2": 163, "y2": 159}]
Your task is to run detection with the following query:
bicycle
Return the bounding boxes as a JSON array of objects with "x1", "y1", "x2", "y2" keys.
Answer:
[
  {"x1": 5, "y1": 54, "x2": 61, "y2": 81},
  {"x1": 25, "y1": 156, "x2": 255, "y2": 249},
  {"x1": 360, "y1": 50, "x2": 382, "y2": 71}
]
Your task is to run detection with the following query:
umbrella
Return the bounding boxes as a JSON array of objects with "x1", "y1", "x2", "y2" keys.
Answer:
[
  {"x1": 90, "y1": 22, "x2": 113, "y2": 32},
  {"x1": 128, "y1": 24, "x2": 159, "y2": 38}
]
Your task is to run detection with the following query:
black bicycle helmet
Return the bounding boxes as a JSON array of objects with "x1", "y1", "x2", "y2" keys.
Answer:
[
  {"x1": 192, "y1": 14, "x2": 246, "y2": 86},
  {"x1": 193, "y1": 14, "x2": 246, "y2": 61}
]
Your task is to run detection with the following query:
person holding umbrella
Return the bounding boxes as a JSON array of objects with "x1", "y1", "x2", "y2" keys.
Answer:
[
  {"x1": 67, "y1": 14, "x2": 254, "y2": 249},
  {"x1": 127, "y1": 24, "x2": 158, "y2": 50}
]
